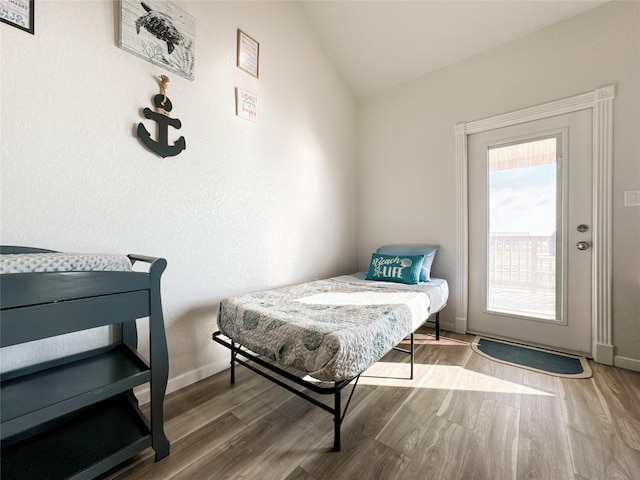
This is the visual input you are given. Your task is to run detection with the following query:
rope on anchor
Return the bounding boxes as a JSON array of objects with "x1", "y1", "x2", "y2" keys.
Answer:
[{"x1": 157, "y1": 75, "x2": 171, "y2": 116}]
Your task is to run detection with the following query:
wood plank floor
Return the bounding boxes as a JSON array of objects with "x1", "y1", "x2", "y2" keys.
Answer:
[{"x1": 100, "y1": 328, "x2": 640, "y2": 480}]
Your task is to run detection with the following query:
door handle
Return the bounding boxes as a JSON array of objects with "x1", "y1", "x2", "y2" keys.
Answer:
[{"x1": 576, "y1": 241, "x2": 590, "y2": 251}]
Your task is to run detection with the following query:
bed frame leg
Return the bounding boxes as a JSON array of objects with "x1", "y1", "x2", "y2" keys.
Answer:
[
  {"x1": 410, "y1": 332, "x2": 415, "y2": 380},
  {"x1": 334, "y1": 387, "x2": 341, "y2": 452},
  {"x1": 435, "y1": 312, "x2": 440, "y2": 340},
  {"x1": 230, "y1": 341, "x2": 236, "y2": 385}
]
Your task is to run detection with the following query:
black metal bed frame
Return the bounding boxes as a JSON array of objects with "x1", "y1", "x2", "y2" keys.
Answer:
[{"x1": 211, "y1": 311, "x2": 440, "y2": 452}]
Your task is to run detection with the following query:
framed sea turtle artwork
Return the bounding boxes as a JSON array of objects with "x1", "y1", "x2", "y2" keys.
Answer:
[{"x1": 120, "y1": 0, "x2": 195, "y2": 81}]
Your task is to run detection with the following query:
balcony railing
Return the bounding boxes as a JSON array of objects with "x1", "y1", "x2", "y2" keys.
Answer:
[
  {"x1": 488, "y1": 235, "x2": 556, "y2": 294},
  {"x1": 487, "y1": 234, "x2": 557, "y2": 318}
]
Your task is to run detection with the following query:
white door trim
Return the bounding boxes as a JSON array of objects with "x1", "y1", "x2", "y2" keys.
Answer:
[{"x1": 454, "y1": 85, "x2": 615, "y2": 364}]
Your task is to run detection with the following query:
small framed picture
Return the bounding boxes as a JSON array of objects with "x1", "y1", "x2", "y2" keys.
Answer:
[
  {"x1": 235, "y1": 88, "x2": 259, "y2": 123},
  {"x1": 237, "y1": 29, "x2": 259, "y2": 78},
  {"x1": 0, "y1": 0, "x2": 34, "y2": 35}
]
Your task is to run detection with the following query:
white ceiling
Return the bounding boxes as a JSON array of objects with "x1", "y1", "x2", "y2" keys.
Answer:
[{"x1": 297, "y1": 0, "x2": 610, "y2": 98}]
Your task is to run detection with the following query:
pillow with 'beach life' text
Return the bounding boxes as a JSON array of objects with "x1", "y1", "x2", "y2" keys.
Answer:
[
  {"x1": 376, "y1": 244, "x2": 439, "y2": 281},
  {"x1": 366, "y1": 253, "x2": 425, "y2": 285}
]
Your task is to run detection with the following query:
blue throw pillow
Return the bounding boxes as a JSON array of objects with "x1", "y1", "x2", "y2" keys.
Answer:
[
  {"x1": 366, "y1": 253, "x2": 425, "y2": 285},
  {"x1": 376, "y1": 244, "x2": 439, "y2": 281}
]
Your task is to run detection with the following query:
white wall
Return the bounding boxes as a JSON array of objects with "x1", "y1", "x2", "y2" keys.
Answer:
[
  {"x1": 358, "y1": 1, "x2": 640, "y2": 366},
  {"x1": 3, "y1": 0, "x2": 638, "y2": 389},
  {"x1": 0, "y1": 1, "x2": 358, "y2": 390}
]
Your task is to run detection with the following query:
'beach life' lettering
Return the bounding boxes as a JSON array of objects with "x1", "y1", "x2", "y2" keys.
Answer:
[{"x1": 371, "y1": 256, "x2": 413, "y2": 280}]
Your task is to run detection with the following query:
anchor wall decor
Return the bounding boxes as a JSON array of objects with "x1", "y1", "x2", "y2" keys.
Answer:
[{"x1": 137, "y1": 75, "x2": 186, "y2": 158}]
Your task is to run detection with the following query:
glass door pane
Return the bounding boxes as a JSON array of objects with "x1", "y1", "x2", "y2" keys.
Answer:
[{"x1": 487, "y1": 136, "x2": 561, "y2": 321}]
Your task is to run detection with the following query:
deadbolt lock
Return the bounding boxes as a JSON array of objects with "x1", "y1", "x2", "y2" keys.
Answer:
[{"x1": 576, "y1": 241, "x2": 590, "y2": 251}]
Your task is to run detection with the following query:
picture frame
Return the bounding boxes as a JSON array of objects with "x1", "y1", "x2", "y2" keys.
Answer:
[
  {"x1": 237, "y1": 29, "x2": 259, "y2": 78},
  {"x1": 235, "y1": 87, "x2": 259, "y2": 123},
  {"x1": 119, "y1": 0, "x2": 196, "y2": 81},
  {"x1": 0, "y1": 0, "x2": 34, "y2": 35}
]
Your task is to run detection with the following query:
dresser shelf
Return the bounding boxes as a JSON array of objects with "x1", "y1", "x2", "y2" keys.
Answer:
[
  {"x1": 1, "y1": 395, "x2": 152, "y2": 480},
  {"x1": 1, "y1": 344, "x2": 150, "y2": 442},
  {"x1": 0, "y1": 248, "x2": 170, "y2": 480}
]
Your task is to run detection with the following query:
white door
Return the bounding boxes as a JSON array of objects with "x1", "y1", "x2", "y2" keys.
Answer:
[{"x1": 468, "y1": 110, "x2": 592, "y2": 355}]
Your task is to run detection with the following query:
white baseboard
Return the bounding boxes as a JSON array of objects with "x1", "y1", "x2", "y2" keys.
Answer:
[
  {"x1": 614, "y1": 355, "x2": 640, "y2": 372},
  {"x1": 594, "y1": 342, "x2": 614, "y2": 366},
  {"x1": 135, "y1": 358, "x2": 229, "y2": 405},
  {"x1": 454, "y1": 316, "x2": 467, "y2": 334},
  {"x1": 440, "y1": 320, "x2": 456, "y2": 333}
]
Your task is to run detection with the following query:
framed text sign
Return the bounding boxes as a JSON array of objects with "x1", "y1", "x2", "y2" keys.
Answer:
[
  {"x1": 237, "y1": 29, "x2": 259, "y2": 78},
  {"x1": 235, "y1": 88, "x2": 259, "y2": 123},
  {"x1": 0, "y1": 0, "x2": 34, "y2": 34}
]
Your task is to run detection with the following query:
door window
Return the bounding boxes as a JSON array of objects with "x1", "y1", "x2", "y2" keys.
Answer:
[{"x1": 486, "y1": 136, "x2": 562, "y2": 322}]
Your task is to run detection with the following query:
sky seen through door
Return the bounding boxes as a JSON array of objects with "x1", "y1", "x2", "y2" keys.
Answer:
[{"x1": 489, "y1": 137, "x2": 557, "y2": 237}]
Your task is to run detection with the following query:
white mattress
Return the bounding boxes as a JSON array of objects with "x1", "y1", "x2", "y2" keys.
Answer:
[{"x1": 334, "y1": 272, "x2": 449, "y2": 314}]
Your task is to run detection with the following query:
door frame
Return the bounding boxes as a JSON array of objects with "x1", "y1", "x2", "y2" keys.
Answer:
[{"x1": 454, "y1": 85, "x2": 615, "y2": 364}]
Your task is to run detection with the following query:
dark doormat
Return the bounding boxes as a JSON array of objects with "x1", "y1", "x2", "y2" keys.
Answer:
[{"x1": 471, "y1": 336, "x2": 592, "y2": 378}]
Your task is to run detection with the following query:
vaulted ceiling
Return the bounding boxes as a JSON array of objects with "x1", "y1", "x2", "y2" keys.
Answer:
[{"x1": 297, "y1": 0, "x2": 610, "y2": 98}]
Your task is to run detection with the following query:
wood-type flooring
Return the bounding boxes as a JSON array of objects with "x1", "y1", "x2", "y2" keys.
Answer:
[{"x1": 101, "y1": 328, "x2": 640, "y2": 480}]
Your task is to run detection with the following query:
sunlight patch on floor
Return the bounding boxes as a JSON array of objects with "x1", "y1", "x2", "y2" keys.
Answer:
[{"x1": 351, "y1": 362, "x2": 554, "y2": 396}]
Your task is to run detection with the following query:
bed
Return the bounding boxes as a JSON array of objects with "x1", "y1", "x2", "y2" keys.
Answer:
[
  {"x1": 0, "y1": 246, "x2": 170, "y2": 480},
  {"x1": 212, "y1": 244, "x2": 447, "y2": 451}
]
